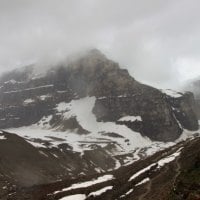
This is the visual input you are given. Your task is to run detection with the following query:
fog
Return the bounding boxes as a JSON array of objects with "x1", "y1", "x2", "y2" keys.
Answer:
[{"x1": 0, "y1": 0, "x2": 200, "y2": 89}]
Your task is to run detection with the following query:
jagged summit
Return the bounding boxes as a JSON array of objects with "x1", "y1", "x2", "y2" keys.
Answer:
[{"x1": 85, "y1": 48, "x2": 107, "y2": 59}]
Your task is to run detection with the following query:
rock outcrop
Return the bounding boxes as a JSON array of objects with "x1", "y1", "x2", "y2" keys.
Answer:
[
  {"x1": 165, "y1": 91, "x2": 198, "y2": 130},
  {"x1": 184, "y1": 78, "x2": 200, "y2": 119}
]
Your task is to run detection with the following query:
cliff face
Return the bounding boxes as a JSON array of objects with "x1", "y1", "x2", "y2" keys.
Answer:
[
  {"x1": 0, "y1": 49, "x2": 198, "y2": 142},
  {"x1": 165, "y1": 91, "x2": 198, "y2": 130},
  {"x1": 184, "y1": 79, "x2": 200, "y2": 119},
  {"x1": 93, "y1": 90, "x2": 181, "y2": 142}
]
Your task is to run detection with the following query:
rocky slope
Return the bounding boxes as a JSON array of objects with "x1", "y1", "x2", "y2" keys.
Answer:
[
  {"x1": 3, "y1": 136, "x2": 200, "y2": 200},
  {"x1": 0, "y1": 49, "x2": 198, "y2": 192}
]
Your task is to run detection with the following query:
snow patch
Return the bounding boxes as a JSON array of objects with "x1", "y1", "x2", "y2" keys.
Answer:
[
  {"x1": 129, "y1": 163, "x2": 156, "y2": 181},
  {"x1": 129, "y1": 148, "x2": 183, "y2": 182},
  {"x1": 24, "y1": 99, "x2": 35, "y2": 104},
  {"x1": 157, "y1": 148, "x2": 182, "y2": 168},
  {"x1": 120, "y1": 188, "x2": 134, "y2": 198},
  {"x1": 59, "y1": 194, "x2": 86, "y2": 200},
  {"x1": 54, "y1": 174, "x2": 114, "y2": 194},
  {"x1": 118, "y1": 116, "x2": 142, "y2": 122},
  {"x1": 4, "y1": 79, "x2": 17, "y2": 84},
  {"x1": 162, "y1": 89, "x2": 183, "y2": 98},
  {"x1": 39, "y1": 94, "x2": 51, "y2": 101},
  {"x1": 0, "y1": 135, "x2": 6, "y2": 140},
  {"x1": 135, "y1": 177, "x2": 150, "y2": 186},
  {"x1": 88, "y1": 186, "x2": 113, "y2": 197}
]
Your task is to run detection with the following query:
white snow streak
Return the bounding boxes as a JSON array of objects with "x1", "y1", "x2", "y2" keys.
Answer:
[
  {"x1": 88, "y1": 186, "x2": 113, "y2": 197},
  {"x1": 118, "y1": 116, "x2": 142, "y2": 122},
  {"x1": 129, "y1": 163, "x2": 156, "y2": 181},
  {"x1": 54, "y1": 174, "x2": 114, "y2": 194},
  {"x1": 59, "y1": 194, "x2": 86, "y2": 200},
  {"x1": 135, "y1": 177, "x2": 150, "y2": 186}
]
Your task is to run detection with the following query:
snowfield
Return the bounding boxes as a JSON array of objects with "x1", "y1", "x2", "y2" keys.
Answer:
[
  {"x1": 6, "y1": 97, "x2": 151, "y2": 153},
  {"x1": 4, "y1": 96, "x2": 199, "y2": 167}
]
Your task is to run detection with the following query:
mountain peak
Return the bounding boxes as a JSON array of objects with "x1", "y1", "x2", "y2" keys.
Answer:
[
  {"x1": 87, "y1": 48, "x2": 105, "y2": 57},
  {"x1": 76, "y1": 48, "x2": 108, "y2": 66}
]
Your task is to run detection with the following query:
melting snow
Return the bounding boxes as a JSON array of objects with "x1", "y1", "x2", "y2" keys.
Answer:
[
  {"x1": 39, "y1": 150, "x2": 49, "y2": 157},
  {"x1": 129, "y1": 148, "x2": 183, "y2": 182},
  {"x1": 37, "y1": 115, "x2": 53, "y2": 129},
  {"x1": 120, "y1": 188, "x2": 134, "y2": 198},
  {"x1": 55, "y1": 97, "x2": 150, "y2": 152},
  {"x1": 4, "y1": 79, "x2": 17, "y2": 84},
  {"x1": 118, "y1": 116, "x2": 142, "y2": 122},
  {"x1": 5, "y1": 96, "x2": 192, "y2": 159},
  {"x1": 39, "y1": 94, "x2": 51, "y2": 100},
  {"x1": 135, "y1": 177, "x2": 150, "y2": 186},
  {"x1": 59, "y1": 194, "x2": 86, "y2": 200},
  {"x1": 129, "y1": 163, "x2": 156, "y2": 181},
  {"x1": 157, "y1": 148, "x2": 182, "y2": 168},
  {"x1": 24, "y1": 99, "x2": 35, "y2": 104},
  {"x1": 162, "y1": 89, "x2": 183, "y2": 98},
  {"x1": 57, "y1": 90, "x2": 68, "y2": 93},
  {"x1": 54, "y1": 174, "x2": 114, "y2": 194},
  {"x1": 0, "y1": 135, "x2": 6, "y2": 140},
  {"x1": 88, "y1": 186, "x2": 113, "y2": 197}
]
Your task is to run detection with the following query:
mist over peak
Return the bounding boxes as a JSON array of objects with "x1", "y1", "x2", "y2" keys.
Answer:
[{"x1": 0, "y1": 0, "x2": 200, "y2": 90}]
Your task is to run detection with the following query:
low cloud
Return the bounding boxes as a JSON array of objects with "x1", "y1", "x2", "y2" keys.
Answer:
[{"x1": 0, "y1": 0, "x2": 200, "y2": 89}]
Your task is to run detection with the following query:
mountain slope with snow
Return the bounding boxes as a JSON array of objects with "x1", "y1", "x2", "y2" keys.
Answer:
[
  {"x1": 4, "y1": 137, "x2": 200, "y2": 200},
  {"x1": 0, "y1": 49, "x2": 198, "y2": 195}
]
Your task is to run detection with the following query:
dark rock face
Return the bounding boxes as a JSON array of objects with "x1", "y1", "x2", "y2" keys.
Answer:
[
  {"x1": 165, "y1": 92, "x2": 199, "y2": 131},
  {"x1": 184, "y1": 79, "x2": 200, "y2": 119},
  {"x1": 0, "y1": 49, "x2": 197, "y2": 142},
  {"x1": 93, "y1": 91, "x2": 182, "y2": 142}
]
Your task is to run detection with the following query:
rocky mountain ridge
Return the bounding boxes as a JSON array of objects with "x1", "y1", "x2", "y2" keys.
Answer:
[
  {"x1": 0, "y1": 49, "x2": 198, "y2": 141},
  {"x1": 0, "y1": 49, "x2": 198, "y2": 194}
]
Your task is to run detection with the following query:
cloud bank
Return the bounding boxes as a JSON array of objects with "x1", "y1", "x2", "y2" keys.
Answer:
[{"x1": 0, "y1": 0, "x2": 200, "y2": 89}]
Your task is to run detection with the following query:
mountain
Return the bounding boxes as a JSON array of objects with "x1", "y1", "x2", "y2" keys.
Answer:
[
  {"x1": 0, "y1": 49, "x2": 199, "y2": 199},
  {"x1": 184, "y1": 78, "x2": 200, "y2": 119},
  {"x1": 0, "y1": 49, "x2": 198, "y2": 139}
]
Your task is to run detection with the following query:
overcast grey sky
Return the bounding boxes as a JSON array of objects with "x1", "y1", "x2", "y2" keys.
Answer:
[{"x1": 0, "y1": 0, "x2": 200, "y2": 89}]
